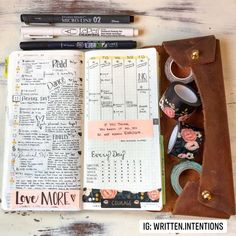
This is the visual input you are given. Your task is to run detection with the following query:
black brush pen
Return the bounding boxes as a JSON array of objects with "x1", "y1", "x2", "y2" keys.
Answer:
[{"x1": 20, "y1": 41, "x2": 137, "y2": 50}]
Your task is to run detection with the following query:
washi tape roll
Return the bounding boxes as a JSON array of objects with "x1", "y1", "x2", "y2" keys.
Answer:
[
  {"x1": 171, "y1": 160, "x2": 202, "y2": 195},
  {"x1": 167, "y1": 122, "x2": 203, "y2": 159},
  {"x1": 159, "y1": 82, "x2": 201, "y2": 121},
  {"x1": 165, "y1": 56, "x2": 194, "y2": 84}
]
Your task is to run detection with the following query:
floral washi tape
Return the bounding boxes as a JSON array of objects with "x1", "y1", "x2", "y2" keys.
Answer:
[
  {"x1": 159, "y1": 82, "x2": 201, "y2": 121},
  {"x1": 167, "y1": 122, "x2": 203, "y2": 159},
  {"x1": 82, "y1": 188, "x2": 162, "y2": 207},
  {"x1": 171, "y1": 160, "x2": 202, "y2": 195},
  {"x1": 165, "y1": 56, "x2": 194, "y2": 84}
]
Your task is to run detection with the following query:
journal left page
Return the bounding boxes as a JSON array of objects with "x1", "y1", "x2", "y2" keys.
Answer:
[{"x1": 2, "y1": 51, "x2": 84, "y2": 211}]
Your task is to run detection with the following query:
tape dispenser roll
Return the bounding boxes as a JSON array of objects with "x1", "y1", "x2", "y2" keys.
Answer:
[
  {"x1": 165, "y1": 56, "x2": 194, "y2": 84},
  {"x1": 167, "y1": 122, "x2": 203, "y2": 159},
  {"x1": 171, "y1": 160, "x2": 202, "y2": 195},
  {"x1": 159, "y1": 82, "x2": 201, "y2": 121}
]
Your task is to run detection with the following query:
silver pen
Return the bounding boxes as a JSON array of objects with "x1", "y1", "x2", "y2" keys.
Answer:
[{"x1": 21, "y1": 26, "x2": 139, "y2": 39}]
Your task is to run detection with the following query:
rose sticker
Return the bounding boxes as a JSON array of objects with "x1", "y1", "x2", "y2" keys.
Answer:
[
  {"x1": 147, "y1": 190, "x2": 160, "y2": 201},
  {"x1": 100, "y1": 189, "x2": 117, "y2": 199},
  {"x1": 163, "y1": 107, "x2": 175, "y2": 118},
  {"x1": 181, "y1": 128, "x2": 197, "y2": 142}
]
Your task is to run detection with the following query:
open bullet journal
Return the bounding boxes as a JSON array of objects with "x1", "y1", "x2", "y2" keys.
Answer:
[{"x1": 2, "y1": 48, "x2": 163, "y2": 211}]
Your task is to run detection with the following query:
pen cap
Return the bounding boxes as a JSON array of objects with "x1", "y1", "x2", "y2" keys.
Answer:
[
  {"x1": 129, "y1": 16, "x2": 134, "y2": 23},
  {"x1": 21, "y1": 26, "x2": 54, "y2": 38},
  {"x1": 134, "y1": 29, "x2": 139, "y2": 36},
  {"x1": 116, "y1": 41, "x2": 137, "y2": 48},
  {"x1": 21, "y1": 14, "x2": 61, "y2": 24}
]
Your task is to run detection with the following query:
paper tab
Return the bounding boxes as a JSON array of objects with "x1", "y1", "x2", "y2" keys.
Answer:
[{"x1": 88, "y1": 120, "x2": 153, "y2": 140}]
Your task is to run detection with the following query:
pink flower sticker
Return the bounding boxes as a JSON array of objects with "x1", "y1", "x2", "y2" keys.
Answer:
[
  {"x1": 147, "y1": 190, "x2": 160, "y2": 201},
  {"x1": 163, "y1": 107, "x2": 175, "y2": 118},
  {"x1": 181, "y1": 128, "x2": 197, "y2": 142},
  {"x1": 185, "y1": 141, "x2": 199, "y2": 151},
  {"x1": 100, "y1": 189, "x2": 117, "y2": 199}
]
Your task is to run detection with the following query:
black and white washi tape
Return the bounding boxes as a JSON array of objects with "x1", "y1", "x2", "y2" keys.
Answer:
[
  {"x1": 165, "y1": 56, "x2": 194, "y2": 84},
  {"x1": 159, "y1": 82, "x2": 201, "y2": 121}
]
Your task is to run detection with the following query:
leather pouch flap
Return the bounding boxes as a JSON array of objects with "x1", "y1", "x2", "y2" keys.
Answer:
[
  {"x1": 163, "y1": 35, "x2": 216, "y2": 67},
  {"x1": 162, "y1": 35, "x2": 235, "y2": 218}
]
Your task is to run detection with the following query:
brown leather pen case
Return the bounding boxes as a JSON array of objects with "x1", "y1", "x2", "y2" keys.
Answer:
[{"x1": 152, "y1": 35, "x2": 235, "y2": 218}]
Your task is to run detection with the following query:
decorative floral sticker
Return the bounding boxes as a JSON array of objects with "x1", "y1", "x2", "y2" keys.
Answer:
[
  {"x1": 100, "y1": 189, "x2": 118, "y2": 199},
  {"x1": 163, "y1": 107, "x2": 175, "y2": 118},
  {"x1": 168, "y1": 123, "x2": 203, "y2": 159},
  {"x1": 147, "y1": 190, "x2": 160, "y2": 201},
  {"x1": 82, "y1": 188, "x2": 162, "y2": 207},
  {"x1": 181, "y1": 128, "x2": 197, "y2": 142}
]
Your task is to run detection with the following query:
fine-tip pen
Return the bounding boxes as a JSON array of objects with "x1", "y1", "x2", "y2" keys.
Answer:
[
  {"x1": 20, "y1": 41, "x2": 137, "y2": 50},
  {"x1": 21, "y1": 26, "x2": 139, "y2": 39},
  {"x1": 21, "y1": 14, "x2": 134, "y2": 24}
]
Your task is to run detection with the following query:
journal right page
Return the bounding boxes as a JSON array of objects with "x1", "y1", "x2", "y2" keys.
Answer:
[{"x1": 83, "y1": 48, "x2": 163, "y2": 210}]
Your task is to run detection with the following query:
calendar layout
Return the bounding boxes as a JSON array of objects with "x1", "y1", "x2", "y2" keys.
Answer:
[
  {"x1": 86, "y1": 55, "x2": 152, "y2": 120},
  {"x1": 83, "y1": 48, "x2": 162, "y2": 210}
]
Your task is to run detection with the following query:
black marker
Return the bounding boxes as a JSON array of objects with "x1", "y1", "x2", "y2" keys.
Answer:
[
  {"x1": 21, "y1": 14, "x2": 134, "y2": 24},
  {"x1": 20, "y1": 41, "x2": 137, "y2": 50}
]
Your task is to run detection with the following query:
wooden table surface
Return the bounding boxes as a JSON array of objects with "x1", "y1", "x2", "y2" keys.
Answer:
[{"x1": 0, "y1": 0, "x2": 236, "y2": 235}]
